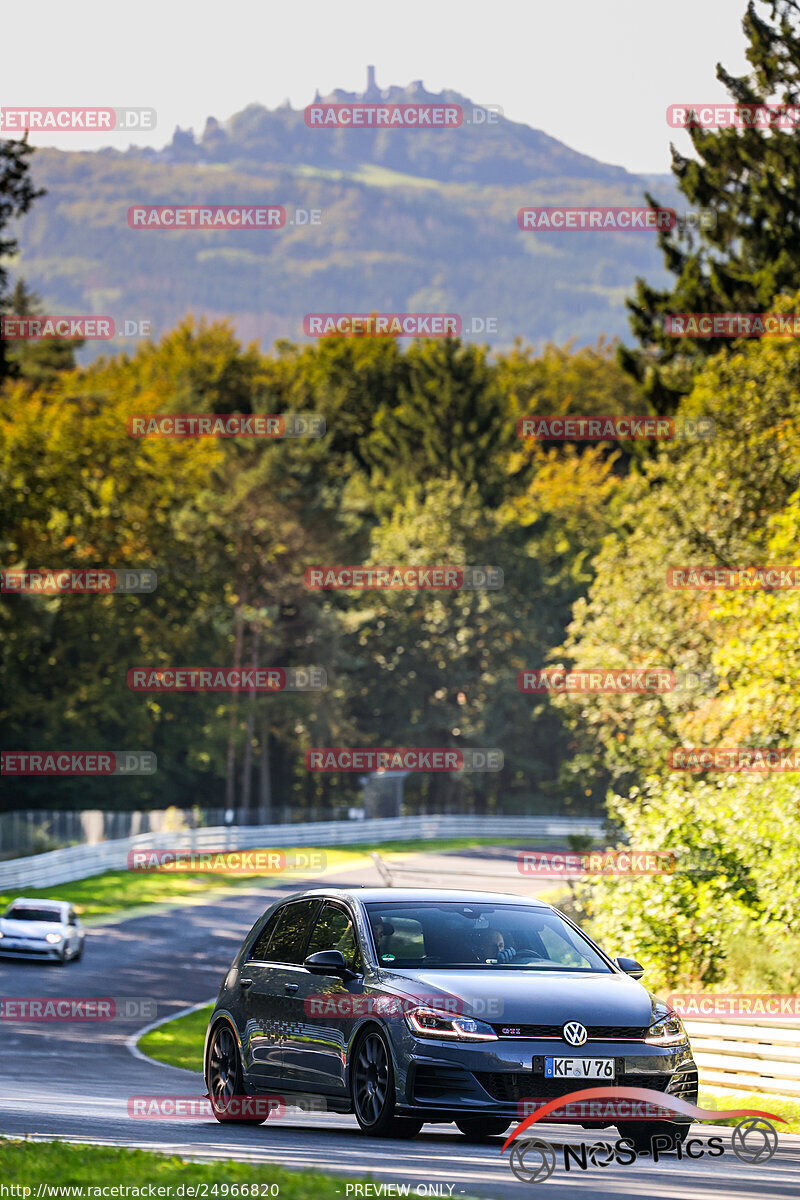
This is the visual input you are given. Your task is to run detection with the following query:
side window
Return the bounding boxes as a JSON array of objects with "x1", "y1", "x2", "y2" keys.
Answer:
[
  {"x1": 68, "y1": 912, "x2": 77, "y2": 927},
  {"x1": 371, "y1": 915, "x2": 425, "y2": 963},
  {"x1": 264, "y1": 900, "x2": 319, "y2": 965},
  {"x1": 249, "y1": 909, "x2": 283, "y2": 961},
  {"x1": 306, "y1": 903, "x2": 362, "y2": 972}
]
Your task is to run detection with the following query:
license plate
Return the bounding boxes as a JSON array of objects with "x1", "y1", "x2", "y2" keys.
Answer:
[{"x1": 544, "y1": 1056, "x2": 615, "y2": 1079}]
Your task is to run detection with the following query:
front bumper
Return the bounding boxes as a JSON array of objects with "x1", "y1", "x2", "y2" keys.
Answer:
[
  {"x1": 396, "y1": 1035, "x2": 697, "y2": 1124},
  {"x1": 0, "y1": 940, "x2": 64, "y2": 960}
]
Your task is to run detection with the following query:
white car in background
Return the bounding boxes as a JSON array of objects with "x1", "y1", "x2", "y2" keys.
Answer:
[{"x1": 0, "y1": 898, "x2": 85, "y2": 964}]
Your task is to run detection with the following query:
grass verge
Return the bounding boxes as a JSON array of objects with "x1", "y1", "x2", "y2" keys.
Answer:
[
  {"x1": 139, "y1": 1004, "x2": 214, "y2": 1072},
  {"x1": 0, "y1": 1137, "x2": 366, "y2": 1196},
  {"x1": 698, "y1": 1085, "x2": 800, "y2": 1135}
]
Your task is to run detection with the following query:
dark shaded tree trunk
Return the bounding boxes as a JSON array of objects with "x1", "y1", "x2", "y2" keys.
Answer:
[
  {"x1": 224, "y1": 589, "x2": 248, "y2": 811},
  {"x1": 240, "y1": 629, "x2": 260, "y2": 813}
]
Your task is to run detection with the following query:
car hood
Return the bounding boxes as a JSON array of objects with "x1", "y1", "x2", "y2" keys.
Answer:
[
  {"x1": 0, "y1": 918, "x2": 66, "y2": 937},
  {"x1": 374, "y1": 968, "x2": 654, "y2": 1026}
]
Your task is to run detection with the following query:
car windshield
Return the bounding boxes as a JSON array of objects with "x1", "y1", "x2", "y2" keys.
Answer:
[
  {"x1": 6, "y1": 906, "x2": 62, "y2": 923},
  {"x1": 364, "y1": 902, "x2": 611, "y2": 972}
]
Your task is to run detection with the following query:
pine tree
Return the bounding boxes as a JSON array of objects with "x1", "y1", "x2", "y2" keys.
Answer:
[
  {"x1": 4, "y1": 279, "x2": 82, "y2": 385},
  {"x1": 0, "y1": 136, "x2": 46, "y2": 382},
  {"x1": 621, "y1": 0, "x2": 800, "y2": 412}
]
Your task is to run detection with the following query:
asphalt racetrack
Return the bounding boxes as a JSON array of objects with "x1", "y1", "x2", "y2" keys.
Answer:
[{"x1": 2, "y1": 851, "x2": 799, "y2": 1199}]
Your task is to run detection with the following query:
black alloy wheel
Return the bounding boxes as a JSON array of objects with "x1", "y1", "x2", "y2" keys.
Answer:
[
  {"x1": 351, "y1": 1029, "x2": 423, "y2": 1138},
  {"x1": 206, "y1": 1023, "x2": 267, "y2": 1124}
]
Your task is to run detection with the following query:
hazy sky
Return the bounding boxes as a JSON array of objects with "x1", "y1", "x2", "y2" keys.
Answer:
[{"x1": 4, "y1": 0, "x2": 751, "y2": 174}]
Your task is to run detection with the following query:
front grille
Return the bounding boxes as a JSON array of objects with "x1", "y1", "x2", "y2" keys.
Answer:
[
  {"x1": 619, "y1": 1072, "x2": 672, "y2": 1092},
  {"x1": 475, "y1": 1073, "x2": 586, "y2": 1102},
  {"x1": 474, "y1": 1070, "x2": 672, "y2": 1104},
  {"x1": 413, "y1": 1065, "x2": 475, "y2": 1101},
  {"x1": 491, "y1": 1024, "x2": 648, "y2": 1040},
  {"x1": 0, "y1": 945, "x2": 51, "y2": 955},
  {"x1": 667, "y1": 1068, "x2": 698, "y2": 1102}
]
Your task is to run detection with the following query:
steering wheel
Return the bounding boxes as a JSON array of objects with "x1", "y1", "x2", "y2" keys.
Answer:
[{"x1": 509, "y1": 948, "x2": 547, "y2": 964}]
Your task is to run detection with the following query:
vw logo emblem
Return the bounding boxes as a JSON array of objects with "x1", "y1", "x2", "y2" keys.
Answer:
[{"x1": 563, "y1": 1021, "x2": 588, "y2": 1046}]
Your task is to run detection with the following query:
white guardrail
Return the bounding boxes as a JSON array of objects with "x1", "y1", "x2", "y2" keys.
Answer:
[
  {"x1": 685, "y1": 1019, "x2": 800, "y2": 1098},
  {"x1": 2, "y1": 813, "x2": 796, "y2": 1098},
  {"x1": 0, "y1": 814, "x2": 603, "y2": 891}
]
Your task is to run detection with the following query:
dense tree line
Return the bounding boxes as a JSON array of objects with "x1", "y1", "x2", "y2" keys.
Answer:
[{"x1": 0, "y1": 323, "x2": 637, "y2": 817}]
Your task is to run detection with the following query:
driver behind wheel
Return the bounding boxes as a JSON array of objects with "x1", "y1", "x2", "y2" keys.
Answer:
[
  {"x1": 495, "y1": 942, "x2": 517, "y2": 963},
  {"x1": 481, "y1": 928, "x2": 516, "y2": 962}
]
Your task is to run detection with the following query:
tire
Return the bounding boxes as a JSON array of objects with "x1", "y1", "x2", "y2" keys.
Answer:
[
  {"x1": 619, "y1": 1122, "x2": 690, "y2": 1153},
  {"x1": 206, "y1": 1022, "x2": 267, "y2": 1124},
  {"x1": 456, "y1": 1117, "x2": 510, "y2": 1140},
  {"x1": 73, "y1": 943, "x2": 84, "y2": 961},
  {"x1": 56, "y1": 948, "x2": 68, "y2": 966},
  {"x1": 351, "y1": 1028, "x2": 423, "y2": 1138}
]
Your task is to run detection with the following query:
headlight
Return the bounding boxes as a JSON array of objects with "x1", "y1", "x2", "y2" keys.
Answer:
[
  {"x1": 404, "y1": 1006, "x2": 497, "y2": 1041},
  {"x1": 45, "y1": 932, "x2": 63, "y2": 944},
  {"x1": 645, "y1": 1012, "x2": 687, "y2": 1045},
  {"x1": 0, "y1": 930, "x2": 4, "y2": 938}
]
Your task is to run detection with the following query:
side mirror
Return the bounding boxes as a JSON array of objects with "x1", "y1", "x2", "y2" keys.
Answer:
[
  {"x1": 304, "y1": 949, "x2": 358, "y2": 980},
  {"x1": 614, "y1": 956, "x2": 645, "y2": 979}
]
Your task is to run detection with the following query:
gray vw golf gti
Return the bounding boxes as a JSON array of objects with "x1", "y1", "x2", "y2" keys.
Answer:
[{"x1": 204, "y1": 888, "x2": 697, "y2": 1144}]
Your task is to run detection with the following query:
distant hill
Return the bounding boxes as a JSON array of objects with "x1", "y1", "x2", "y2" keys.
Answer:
[{"x1": 13, "y1": 71, "x2": 679, "y2": 360}]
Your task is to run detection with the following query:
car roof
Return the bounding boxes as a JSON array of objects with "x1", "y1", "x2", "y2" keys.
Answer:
[
  {"x1": 8, "y1": 898, "x2": 67, "y2": 911},
  {"x1": 291, "y1": 886, "x2": 552, "y2": 908}
]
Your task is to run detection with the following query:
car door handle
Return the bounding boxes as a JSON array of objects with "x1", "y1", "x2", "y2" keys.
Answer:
[
  {"x1": 284, "y1": 982, "x2": 299, "y2": 993},
  {"x1": 240, "y1": 978, "x2": 254, "y2": 989}
]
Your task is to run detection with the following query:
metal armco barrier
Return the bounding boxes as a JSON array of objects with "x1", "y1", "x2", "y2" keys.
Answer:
[{"x1": 0, "y1": 814, "x2": 603, "y2": 891}]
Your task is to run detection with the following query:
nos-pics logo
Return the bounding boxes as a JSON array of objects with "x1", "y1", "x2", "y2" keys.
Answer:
[{"x1": 502, "y1": 1087, "x2": 782, "y2": 1183}]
